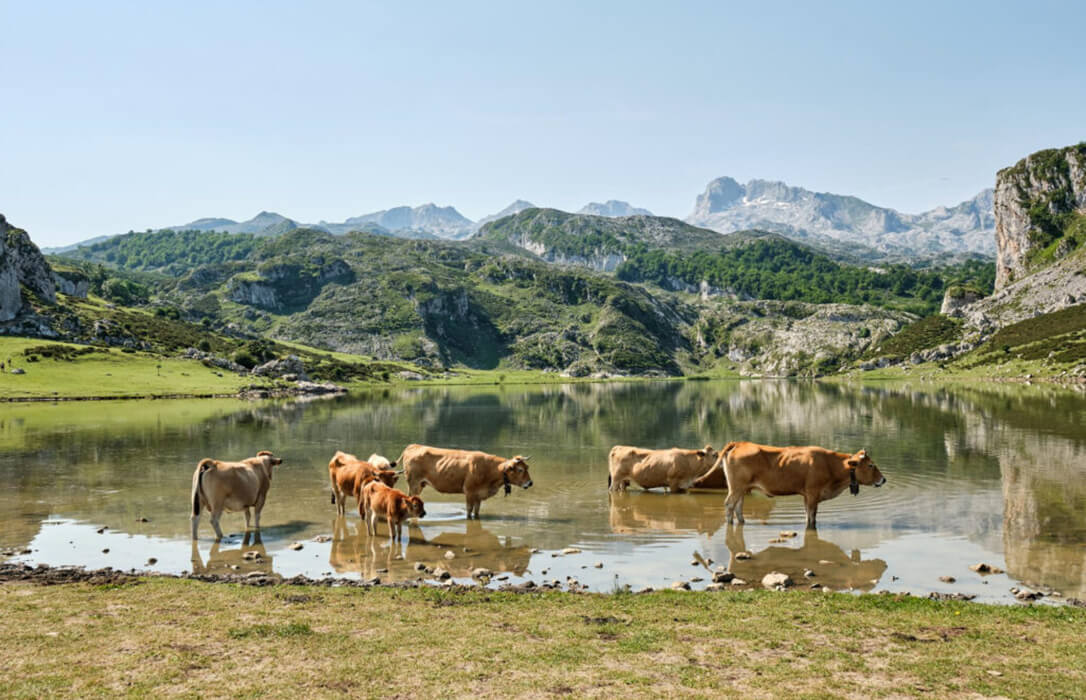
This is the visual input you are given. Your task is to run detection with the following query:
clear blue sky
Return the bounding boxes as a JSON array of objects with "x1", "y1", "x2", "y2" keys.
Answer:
[{"x1": 3, "y1": 1, "x2": 1084, "y2": 246}]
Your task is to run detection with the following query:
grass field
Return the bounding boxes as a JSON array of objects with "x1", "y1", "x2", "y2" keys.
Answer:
[
  {"x1": 0, "y1": 337, "x2": 260, "y2": 399},
  {"x1": 1, "y1": 579, "x2": 1083, "y2": 698}
]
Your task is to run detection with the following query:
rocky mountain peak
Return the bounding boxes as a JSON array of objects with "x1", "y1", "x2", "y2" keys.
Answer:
[
  {"x1": 0, "y1": 214, "x2": 57, "y2": 321},
  {"x1": 577, "y1": 200, "x2": 653, "y2": 217}
]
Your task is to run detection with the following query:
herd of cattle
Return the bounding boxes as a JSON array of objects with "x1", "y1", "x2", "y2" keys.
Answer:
[{"x1": 190, "y1": 442, "x2": 886, "y2": 541}]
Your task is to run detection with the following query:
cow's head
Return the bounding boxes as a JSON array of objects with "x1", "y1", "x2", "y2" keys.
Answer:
[
  {"x1": 256, "y1": 450, "x2": 283, "y2": 466},
  {"x1": 845, "y1": 449, "x2": 885, "y2": 491},
  {"x1": 376, "y1": 468, "x2": 399, "y2": 488},
  {"x1": 696, "y1": 444, "x2": 718, "y2": 465},
  {"x1": 501, "y1": 456, "x2": 533, "y2": 491},
  {"x1": 402, "y1": 495, "x2": 426, "y2": 520}
]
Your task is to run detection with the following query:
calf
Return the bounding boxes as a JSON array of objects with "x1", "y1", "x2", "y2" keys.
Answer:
[
  {"x1": 191, "y1": 450, "x2": 282, "y2": 540},
  {"x1": 721, "y1": 442, "x2": 886, "y2": 528},
  {"x1": 328, "y1": 451, "x2": 398, "y2": 516},
  {"x1": 360, "y1": 480, "x2": 426, "y2": 544}
]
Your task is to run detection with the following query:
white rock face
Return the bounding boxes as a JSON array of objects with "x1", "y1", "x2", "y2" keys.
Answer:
[
  {"x1": 340, "y1": 203, "x2": 474, "y2": 239},
  {"x1": 686, "y1": 176, "x2": 995, "y2": 258},
  {"x1": 993, "y1": 146, "x2": 1086, "y2": 289},
  {"x1": 0, "y1": 214, "x2": 57, "y2": 322}
]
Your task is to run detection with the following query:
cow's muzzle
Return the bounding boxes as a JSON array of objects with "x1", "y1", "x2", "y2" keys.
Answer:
[
  {"x1": 874, "y1": 477, "x2": 886, "y2": 487},
  {"x1": 523, "y1": 480, "x2": 533, "y2": 489}
]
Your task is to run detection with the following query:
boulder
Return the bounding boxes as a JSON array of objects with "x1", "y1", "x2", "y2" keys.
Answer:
[{"x1": 762, "y1": 572, "x2": 793, "y2": 589}]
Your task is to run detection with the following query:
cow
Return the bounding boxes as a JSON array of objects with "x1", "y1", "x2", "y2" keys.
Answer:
[
  {"x1": 360, "y1": 480, "x2": 426, "y2": 543},
  {"x1": 720, "y1": 442, "x2": 886, "y2": 529},
  {"x1": 608, "y1": 445, "x2": 718, "y2": 493},
  {"x1": 328, "y1": 451, "x2": 398, "y2": 516},
  {"x1": 399, "y1": 444, "x2": 533, "y2": 519},
  {"x1": 190, "y1": 450, "x2": 282, "y2": 540}
]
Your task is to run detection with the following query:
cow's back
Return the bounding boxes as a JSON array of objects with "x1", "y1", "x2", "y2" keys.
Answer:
[
  {"x1": 402, "y1": 445, "x2": 492, "y2": 493},
  {"x1": 206, "y1": 462, "x2": 267, "y2": 510},
  {"x1": 729, "y1": 443, "x2": 841, "y2": 494}
]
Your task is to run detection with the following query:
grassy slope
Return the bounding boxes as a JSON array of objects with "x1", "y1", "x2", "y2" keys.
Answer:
[
  {"x1": 1, "y1": 580, "x2": 1084, "y2": 698},
  {"x1": 0, "y1": 338, "x2": 260, "y2": 399}
]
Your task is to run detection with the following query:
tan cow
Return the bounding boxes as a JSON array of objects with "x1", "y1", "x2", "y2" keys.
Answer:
[
  {"x1": 721, "y1": 442, "x2": 886, "y2": 528},
  {"x1": 608, "y1": 445, "x2": 718, "y2": 493},
  {"x1": 190, "y1": 450, "x2": 283, "y2": 540},
  {"x1": 360, "y1": 480, "x2": 426, "y2": 543},
  {"x1": 328, "y1": 451, "x2": 398, "y2": 516},
  {"x1": 399, "y1": 444, "x2": 533, "y2": 519}
]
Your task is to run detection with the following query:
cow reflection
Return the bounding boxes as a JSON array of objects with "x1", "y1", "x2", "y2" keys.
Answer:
[
  {"x1": 190, "y1": 533, "x2": 273, "y2": 576},
  {"x1": 724, "y1": 525, "x2": 886, "y2": 591},
  {"x1": 329, "y1": 518, "x2": 531, "y2": 581},
  {"x1": 404, "y1": 520, "x2": 532, "y2": 578},
  {"x1": 609, "y1": 491, "x2": 773, "y2": 537}
]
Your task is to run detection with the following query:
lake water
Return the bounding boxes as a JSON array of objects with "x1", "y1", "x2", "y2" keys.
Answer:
[{"x1": 2, "y1": 380, "x2": 1084, "y2": 603}]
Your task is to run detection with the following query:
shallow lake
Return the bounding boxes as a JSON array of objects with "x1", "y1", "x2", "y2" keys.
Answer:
[{"x1": 2, "y1": 380, "x2": 1084, "y2": 603}]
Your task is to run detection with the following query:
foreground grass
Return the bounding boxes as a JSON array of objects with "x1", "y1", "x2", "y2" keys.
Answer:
[{"x1": 2, "y1": 580, "x2": 1084, "y2": 698}]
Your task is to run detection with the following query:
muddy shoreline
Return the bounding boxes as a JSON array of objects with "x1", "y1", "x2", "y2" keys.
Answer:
[{"x1": 4, "y1": 562, "x2": 1085, "y2": 607}]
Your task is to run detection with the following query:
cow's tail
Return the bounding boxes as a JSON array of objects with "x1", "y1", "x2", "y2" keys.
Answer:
[
  {"x1": 722, "y1": 441, "x2": 739, "y2": 456},
  {"x1": 192, "y1": 458, "x2": 214, "y2": 517},
  {"x1": 608, "y1": 473, "x2": 612, "y2": 489}
]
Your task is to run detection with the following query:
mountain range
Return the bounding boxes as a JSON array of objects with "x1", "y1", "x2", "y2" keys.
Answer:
[
  {"x1": 47, "y1": 180, "x2": 997, "y2": 261},
  {"x1": 686, "y1": 177, "x2": 995, "y2": 258}
]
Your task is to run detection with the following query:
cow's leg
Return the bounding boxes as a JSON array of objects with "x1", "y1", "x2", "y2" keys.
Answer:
[
  {"x1": 210, "y1": 510, "x2": 225, "y2": 540},
  {"x1": 804, "y1": 497, "x2": 818, "y2": 529},
  {"x1": 191, "y1": 512, "x2": 200, "y2": 540},
  {"x1": 243, "y1": 507, "x2": 252, "y2": 532},
  {"x1": 724, "y1": 487, "x2": 745, "y2": 525},
  {"x1": 253, "y1": 492, "x2": 267, "y2": 532}
]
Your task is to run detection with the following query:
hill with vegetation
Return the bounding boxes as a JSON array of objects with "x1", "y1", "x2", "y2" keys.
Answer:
[{"x1": 49, "y1": 221, "x2": 999, "y2": 377}]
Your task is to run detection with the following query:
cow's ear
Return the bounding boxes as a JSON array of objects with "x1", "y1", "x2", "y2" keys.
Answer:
[
  {"x1": 697, "y1": 449, "x2": 706, "y2": 457},
  {"x1": 845, "y1": 458, "x2": 858, "y2": 469},
  {"x1": 257, "y1": 450, "x2": 273, "y2": 457}
]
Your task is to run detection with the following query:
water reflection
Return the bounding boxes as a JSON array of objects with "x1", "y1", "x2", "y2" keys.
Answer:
[
  {"x1": 190, "y1": 534, "x2": 273, "y2": 576},
  {"x1": 0, "y1": 380, "x2": 1083, "y2": 602},
  {"x1": 723, "y1": 524, "x2": 888, "y2": 591},
  {"x1": 608, "y1": 491, "x2": 773, "y2": 537},
  {"x1": 327, "y1": 518, "x2": 532, "y2": 582}
]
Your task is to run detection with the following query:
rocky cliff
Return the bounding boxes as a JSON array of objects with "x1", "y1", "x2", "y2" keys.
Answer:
[
  {"x1": 0, "y1": 214, "x2": 57, "y2": 322},
  {"x1": 993, "y1": 143, "x2": 1086, "y2": 289}
]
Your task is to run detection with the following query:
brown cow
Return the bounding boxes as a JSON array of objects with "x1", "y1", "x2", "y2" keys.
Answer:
[
  {"x1": 328, "y1": 451, "x2": 398, "y2": 516},
  {"x1": 721, "y1": 442, "x2": 886, "y2": 528},
  {"x1": 399, "y1": 444, "x2": 533, "y2": 519},
  {"x1": 360, "y1": 480, "x2": 426, "y2": 543},
  {"x1": 608, "y1": 445, "x2": 718, "y2": 493},
  {"x1": 190, "y1": 450, "x2": 283, "y2": 540}
]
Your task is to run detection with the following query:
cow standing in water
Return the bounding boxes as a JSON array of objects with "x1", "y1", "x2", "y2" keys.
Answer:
[
  {"x1": 328, "y1": 451, "x2": 398, "y2": 516},
  {"x1": 190, "y1": 451, "x2": 282, "y2": 540},
  {"x1": 399, "y1": 445, "x2": 533, "y2": 519},
  {"x1": 608, "y1": 445, "x2": 718, "y2": 493},
  {"x1": 720, "y1": 442, "x2": 885, "y2": 529}
]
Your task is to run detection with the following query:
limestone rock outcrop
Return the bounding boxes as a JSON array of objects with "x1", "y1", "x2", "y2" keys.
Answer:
[
  {"x1": 0, "y1": 214, "x2": 57, "y2": 322},
  {"x1": 993, "y1": 144, "x2": 1086, "y2": 289}
]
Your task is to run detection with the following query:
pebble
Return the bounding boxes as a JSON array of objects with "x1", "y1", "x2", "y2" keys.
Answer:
[
  {"x1": 288, "y1": 542, "x2": 304, "y2": 551},
  {"x1": 313, "y1": 535, "x2": 332, "y2": 543},
  {"x1": 712, "y1": 571, "x2": 735, "y2": 583},
  {"x1": 803, "y1": 569, "x2": 816, "y2": 578},
  {"x1": 768, "y1": 537, "x2": 785, "y2": 544},
  {"x1": 433, "y1": 568, "x2": 451, "y2": 581},
  {"x1": 471, "y1": 568, "x2": 492, "y2": 579},
  {"x1": 671, "y1": 581, "x2": 691, "y2": 591},
  {"x1": 939, "y1": 576, "x2": 956, "y2": 583},
  {"x1": 96, "y1": 528, "x2": 106, "y2": 534},
  {"x1": 818, "y1": 559, "x2": 835, "y2": 566},
  {"x1": 734, "y1": 551, "x2": 752, "y2": 560},
  {"x1": 637, "y1": 586, "x2": 654, "y2": 594},
  {"x1": 594, "y1": 562, "x2": 603, "y2": 568},
  {"x1": 987, "y1": 670, "x2": 1003, "y2": 677},
  {"x1": 690, "y1": 559, "x2": 700, "y2": 566},
  {"x1": 444, "y1": 551, "x2": 455, "y2": 560},
  {"x1": 496, "y1": 575, "x2": 508, "y2": 581},
  {"x1": 376, "y1": 568, "x2": 388, "y2": 574},
  {"x1": 690, "y1": 577, "x2": 703, "y2": 583},
  {"x1": 969, "y1": 562, "x2": 1004, "y2": 574},
  {"x1": 705, "y1": 583, "x2": 726, "y2": 592},
  {"x1": 136, "y1": 517, "x2": 149, "y2": 523},
  {"x1": 530, "y1": 548, "x2": 540, "y2": 554},
  {"x1": 730, "y1": 578, "x2": 748, "y2": 586},
  {"x1": 101, "y1": 548, "x2": 109, "y2": 554},
  {"x1": 146, "y1": 557, "x2": 157, "y2": 565},
  {"x1": 779, "y1": 531, "x2": 798, "y2": 538},
  {"x1": 561, "y1": 547, "x2": 581, "y2": 555},
  {"x1": 414, "y1": 562, "x2": 427, "y2": 571}
]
